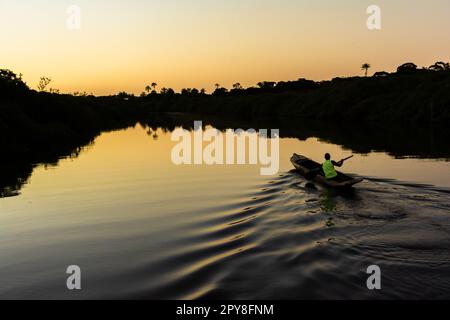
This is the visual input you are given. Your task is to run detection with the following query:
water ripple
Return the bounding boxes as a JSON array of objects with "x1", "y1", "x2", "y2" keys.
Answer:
[{"x1": 116, "y1": 172, "x2": 450, "y2": 299}]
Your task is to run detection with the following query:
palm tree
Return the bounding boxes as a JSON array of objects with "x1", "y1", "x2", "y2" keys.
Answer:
[
  {"x1": 361, "y1": 63, "x2": 371, "y2": 77},
  {"x1": 215, "y1": 83, "x2": 220, "y2": 90},
  {"x1": 145, "y1": 85, "x2": 151, "y2": 94},
  {"x1": 151, "y1": 82, "x2": 157, "y2": 91}
]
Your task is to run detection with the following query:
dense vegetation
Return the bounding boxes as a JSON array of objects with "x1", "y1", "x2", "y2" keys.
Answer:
[
  {"x1": 1, "y1": 62, "x2": 450, "y2": 196},
  {"x1": 141, "y1": 62, "x2": 450, "y2": 124},
  {"x1": 0, "y1": 71, "x2": 146, "y2": 196}
]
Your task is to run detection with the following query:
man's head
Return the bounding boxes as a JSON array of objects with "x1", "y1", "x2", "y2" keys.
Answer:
[{"x1": 325, "y1": 153, "x2": 331, "y2": 160}]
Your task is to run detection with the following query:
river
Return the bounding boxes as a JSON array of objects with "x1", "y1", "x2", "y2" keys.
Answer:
[{"x1": 1, "y1": 119, "x2": 450, "y2": 299}]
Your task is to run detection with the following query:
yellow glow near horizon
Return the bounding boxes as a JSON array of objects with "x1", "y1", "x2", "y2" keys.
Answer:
[{"x1": 1, "y1": 0, "x2": 450, "y2": 95}]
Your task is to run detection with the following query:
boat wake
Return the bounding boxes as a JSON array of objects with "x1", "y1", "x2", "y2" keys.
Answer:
[{"x1": 125, "y1": 172, "x2": 450, "y2": 300}]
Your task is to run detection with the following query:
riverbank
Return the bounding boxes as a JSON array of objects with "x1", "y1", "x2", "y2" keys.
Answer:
[
  {"x1": 1, "y1": 67, "x2": 450, "y2": 196},
  {"x1": 142, "y1": 69, "x2": 450, "y2": 124}
]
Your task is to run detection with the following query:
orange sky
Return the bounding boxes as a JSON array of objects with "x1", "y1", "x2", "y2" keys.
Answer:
[{"x1": 1, "y1": 0, "x2": 449, "y2": 95}]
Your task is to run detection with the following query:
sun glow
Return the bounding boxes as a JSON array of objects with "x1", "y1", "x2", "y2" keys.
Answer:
[{"x1": 1, "y1": 0, "x2": 449, "y2": 95}]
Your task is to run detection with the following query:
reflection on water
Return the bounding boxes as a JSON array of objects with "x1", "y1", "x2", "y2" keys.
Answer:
[
  {"x1": 1, "y1": 121, "x2": 450, "y2": 299},
  {"x1": 2, "y1": 114, "x2": 450, "y2": 198}
]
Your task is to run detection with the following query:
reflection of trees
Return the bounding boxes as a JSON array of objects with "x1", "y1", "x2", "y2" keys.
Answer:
[
  {"x1": 0, "y1": 163, "x2": 31, "y2": 198},
  {"x1": 0, "y1": 140, "x2": 95, "y2": 198},
  {"x1": 3, "y1": 112, "x2": 450, "y2": 199},
  {"x1": 2, "y1": 60, "x2": 450, "y2": 198},
  {"x1": 141, "y1": 113, "x2": 450, "y2": 160}
]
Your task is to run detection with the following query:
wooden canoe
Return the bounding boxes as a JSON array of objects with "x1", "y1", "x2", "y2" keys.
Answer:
[{"x1": 290, "y1": 153, "x2": 363, "y2": 188}]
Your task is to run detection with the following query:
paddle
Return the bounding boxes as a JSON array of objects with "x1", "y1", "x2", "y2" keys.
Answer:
[
  {"x1": 337, "y1": 155, "x2": 354, "y2": 166},
  {"x1": 305, "y1": 155, "x2": 354, "y2": 180}
]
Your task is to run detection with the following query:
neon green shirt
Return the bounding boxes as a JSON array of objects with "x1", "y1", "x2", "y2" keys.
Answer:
[{"x1": 322, "y1": 160, "x2": 338, "y2": 180}]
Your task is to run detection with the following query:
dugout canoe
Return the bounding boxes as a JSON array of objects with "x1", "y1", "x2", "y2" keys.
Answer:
[{"x1": 291, "y1": 153, "x2": 363, "y2": 188}]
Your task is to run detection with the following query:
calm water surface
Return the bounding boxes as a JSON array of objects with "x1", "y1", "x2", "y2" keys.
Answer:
[{"x1": 1, "y1": 124, "x2": 450, "y2": 299}]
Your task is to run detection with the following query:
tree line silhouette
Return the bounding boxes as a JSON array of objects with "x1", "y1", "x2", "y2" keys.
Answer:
[
  {"x1": 1, "y1": 60, "x2": 450, "y2": 197},
  {"x1": 131, "y1": 61, "x2": 450, "y2": 97},
  {"x1": 133, "y1": 61, "x2": 450, "y2": 125},
  {"x1": 1, "y1": 60, "x2": 449, "y2": 166},
  {"x1": 2, "y1": 60, "x2": 449, "y2": 98}
]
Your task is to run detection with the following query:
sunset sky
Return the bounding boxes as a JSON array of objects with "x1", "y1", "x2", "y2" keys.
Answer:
[{"x1": 1, "y1": 0, "x2": 449, "y2": 95}]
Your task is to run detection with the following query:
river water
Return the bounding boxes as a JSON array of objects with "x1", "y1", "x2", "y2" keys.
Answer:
[{"x1": 1, "y1": 121, "x2": 450, "y2": 299}]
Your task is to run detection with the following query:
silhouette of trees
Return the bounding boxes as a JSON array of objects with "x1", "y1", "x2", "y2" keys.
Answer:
[
  {"x1": 117, "y1": 92, "x2": 135, "y2": 100},
  {"x1": 181, "y1": 88, "x2": 200, "y2": 95},
  {"x1": 37, "y1": 77, "x2": 52, "y2": 92},
  {"x1": 132, "y1": 60, "x2": 450, "y2": 124},
  {"x1": 213, "y1": 86, "x2": 228, "y2": 96},
  {"x1": 143, "y1": 83, "x2": 159, "y2": 95},
  {"x1": 73, "y1": 91, "x2": 89, "y2": 97},
  {"x1": 230, "y1": 83, "x2": 244, "y2": 95},
  {"x1": 160, "y1": 88, "x2": 175, "y2": 95},
  {"x1": 2, "y1": 61, "x2": 450, "y2": 198},
  {"x1": 232, "y1": 83, "x2": 243, "y2": 90},
  {"x1": 429, "y1": 61, "x2": 450, "y2": 72},
  {"x1": 49, "y1": 88, "x2": 60, "y2": 94},
  {"x1": 257, "y1": 81, "x2": 276, "y2": 89},
  {"x1": 0, "y1": 69, "x2": 26, "y2": 87},
  {"x1": 0, "y1": 69, "x2": 29, "y2": 95},
  {"x1": 373, "y1": 71, "x2": 390, "y2": 77},
  {"x1": 361, "y1": 63, "x2": 371, "y2": 77},
  {"x1": 429, "y1": 64, "x2": 443, "y2": 72},
  {"x1": 275, "y1": 79, "x2": 317, "y2": 91},
  {"x1": 142, "y1": 83, "x2": 158, "y2": 96},
  {"x1": 397, "y1": 63, "x2": 417, "y2": 74}
]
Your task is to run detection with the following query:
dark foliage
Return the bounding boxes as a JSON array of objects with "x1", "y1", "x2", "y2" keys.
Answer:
[
  {"x1": 143, "y1": 67, "x2": 450, "y2": 124},
  {"x1": 1, "y1": 62, "x2": 450, "y2": 195}
]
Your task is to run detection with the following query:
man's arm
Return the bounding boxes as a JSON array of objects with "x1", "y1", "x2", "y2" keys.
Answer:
[{"x1": 332, "y1": 160, "x2": 343, "y2": 167}]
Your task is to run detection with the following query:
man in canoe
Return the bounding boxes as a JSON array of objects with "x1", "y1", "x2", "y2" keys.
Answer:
[{"x1": 322, "y1": 153, "x2": 345, "y2": 180}]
